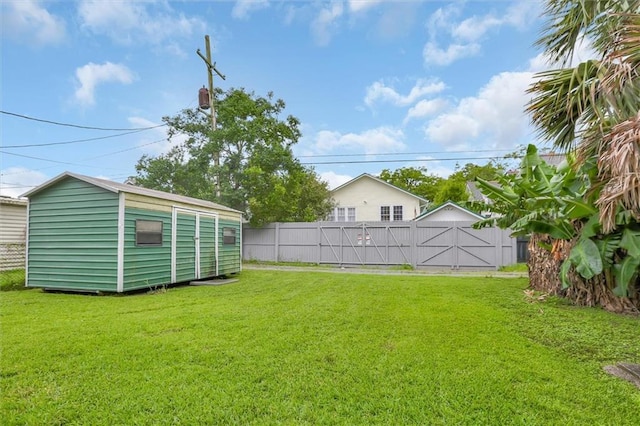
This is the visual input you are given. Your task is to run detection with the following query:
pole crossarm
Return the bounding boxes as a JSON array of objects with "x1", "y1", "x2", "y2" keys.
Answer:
[{"x1": 196, "y1": 49, "x2": 226, "y2": 80}]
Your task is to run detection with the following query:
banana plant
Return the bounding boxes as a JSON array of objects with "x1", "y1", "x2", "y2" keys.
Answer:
[{"x1": 473, "y1": 144, "x2": 639, "y2": 297}]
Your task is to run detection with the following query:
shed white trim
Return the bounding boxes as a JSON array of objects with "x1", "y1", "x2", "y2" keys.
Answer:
[
  {"x1": 116, "y1": 192, "x2": 125, "y2": 293},
  {"x1": 414, "y1": 201, "x2": 483, "y2": 221},
  {"x1": 24, "y1": 202, "x2": 30, "y2": 287},
  {"x1": 171, "y1": 207, "x2": 178, "y2": 283}
]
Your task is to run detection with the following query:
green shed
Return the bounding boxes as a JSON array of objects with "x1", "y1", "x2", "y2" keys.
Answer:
[{"x1": 23, "y1": 172, "x2": 243, "y2": 293}]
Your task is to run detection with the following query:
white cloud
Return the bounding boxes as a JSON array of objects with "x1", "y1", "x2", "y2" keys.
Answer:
[
  {"x1": 1, "y1": 0, "x2": 66, "y2": 46},
  {"x1": 424, "y1": 1, "x2": 539, "y2": 67},
  {"x1": 128, "y1": 116, "x2": 183, "y2": 156},
  {"x1": 365, "y1": 79, "x2": 446, "y2": 108},
  {"x1": 419, "y1": 158, "x2": 454, "y2": 178},
  {"x1": 528, "y1": 37, "x2": 598, "y2": 72},
  {"x1": 452, "y1": 15, "x2": 502, "y2": 42},
  {"x1": 311, "y1": 2, "x2": 344, "y2": 46},
  {"x1": 423, "y1": 41, "x2": 481, "y2": 67},
  {"x1": 314, "y1": 126, "x2": 405, "y2": 155},
  {"x1": 404, "y1": 98, "x2": 449, "y2": 124},
  {"x1": 503, "y1": 1, "x2": 541, "y2": 30},
  {"x1": 77, "y1": 0, "x2": 205, "y2": 47},
  {"x1": 0, "y1": 168, "x2": 48, "y2": 198},
  {"x1": 348, "y1": 0, "x2": 383, "y2": 13},
  {"x1": 232, "y1": 0, "x2": 270, "y2": 20},
  {"x1": 425, "y1": 71, "x2": 534, "y2": 150},
  {"x1": 320, "y1": 171, "x2": 353, "y2": 190},
  {"x1": 74, "y1": 62, "x2": 134, "y2": 106}
]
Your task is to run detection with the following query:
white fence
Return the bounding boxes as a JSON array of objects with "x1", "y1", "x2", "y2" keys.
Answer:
[{"x1": 243, "y1": 221, "x2": 517, "y2": 270}]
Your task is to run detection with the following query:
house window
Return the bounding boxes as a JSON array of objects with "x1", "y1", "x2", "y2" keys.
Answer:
[
  {"x1": 223, "y1": 227, "x2": 236, "y2": 245},
  {"x1": 393, "y1": 206, "x2": 403, "y2": 221},
  {"x1": 136, "y1": 220, "x2": 163, "y2": 246},
  {"x1": 328, "y1": 207, "x2": 356, "y2": 222},
  {"x1": 347, "y1": 207, "x2": 356, "y2": 222},
  {"x1": 381, "y1": 206, "x2": 390, "y2": 221}
]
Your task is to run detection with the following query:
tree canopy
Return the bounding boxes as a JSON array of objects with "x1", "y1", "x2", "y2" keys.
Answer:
[
  {"x1": 378, "y1": 162, "x2": 505, "y2": 205},
  {"x1": 132, "y1": 88, "x2": 333, "y2": 226}
]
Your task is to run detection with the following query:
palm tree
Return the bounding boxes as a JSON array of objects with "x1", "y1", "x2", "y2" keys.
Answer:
[
  {"x1": 527, "y1": 0, "x2": 640, "y2": 233},
  {"x1": 522, "y1": 0, "x2": 640, "y2": 311}
]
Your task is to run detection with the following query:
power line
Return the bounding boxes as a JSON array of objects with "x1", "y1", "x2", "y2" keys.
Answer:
[
  {"x1": 1, "y1": 110, "x2": 167, "y2": 131},
  {"x1": 300, "y1": 156, "x2": 511, "y2": 166},
  {"x1": 0, "y1": 150, "x2": 127, "y2": 170},
  {"x1": 1, "y1": 129, "x2": 154, "y2": 148},
  {"x1": 0, "y1": 138, "x2": 169, "y2": 176},
  {"x1": 85, "y1": 138, "x2": 168, "y2": 160},
  {"x1": 296, "y1": 149, "x2": 516, "y2": 158}
]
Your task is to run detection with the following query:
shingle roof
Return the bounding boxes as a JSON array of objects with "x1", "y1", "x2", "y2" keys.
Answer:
[{"x1": 22, "y1": 171, "x2": 242, "y2": 214}]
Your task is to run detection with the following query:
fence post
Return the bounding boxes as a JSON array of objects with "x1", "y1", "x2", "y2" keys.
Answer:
[
  {"x1": 494, "y1": 227, "x2": 502, "y2": 269},
  {"x1": 274, "y1": 222, "x2": 280, "y2": 262},
  {"x1": 316, "y1": 222, "x2": 320, "y2": 265},
  {"x1": 411, "y1": 221, "x2": 417, "y2": 269}
]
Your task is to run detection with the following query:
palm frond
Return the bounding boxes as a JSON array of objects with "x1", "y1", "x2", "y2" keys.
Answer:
[{"x1": 595, "y1": 113, "x2": 640, "y2": 232}]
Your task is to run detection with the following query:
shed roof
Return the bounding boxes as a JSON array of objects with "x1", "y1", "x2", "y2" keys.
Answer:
[
  {"x1": 414, "y1": 200, "x2": 483, "y2": 221},
  {"x1": 332, "y1": 173, "x2": 429, "y2": 203},
  {"x1": 22, "y1": 171, "x2": 242, "y2": 214},
  {"x1": 0, "y1": 196, "x2": 28, "y2": 207}
]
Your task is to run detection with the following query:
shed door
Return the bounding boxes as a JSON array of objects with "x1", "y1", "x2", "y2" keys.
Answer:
[{"x1": 172, "y1": 208, "x2": 218, "y2": 282}]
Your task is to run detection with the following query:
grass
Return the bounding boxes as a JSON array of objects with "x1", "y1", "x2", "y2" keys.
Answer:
[
  {"x1": 0, "y1": 269, "x2": 25, "y2": 291},
  {"x1": 1, "y1": 270, "x2": 639, "y2": 424},
  {"x1": 498, "y1": 263, "x2": 529, "y2": 272}
]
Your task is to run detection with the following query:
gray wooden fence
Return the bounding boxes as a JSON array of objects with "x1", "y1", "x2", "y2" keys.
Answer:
[{"x1": 243, "y1": 221, "x2": 517, "y2": 270}]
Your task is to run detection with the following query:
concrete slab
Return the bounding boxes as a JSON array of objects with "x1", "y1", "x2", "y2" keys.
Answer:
[{"x1": 190, "y1": 278, "x2": 239, "y2": 286}]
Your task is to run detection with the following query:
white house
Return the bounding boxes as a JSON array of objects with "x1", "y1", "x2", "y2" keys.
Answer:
[{"x1": 327, "y1": 173, "x2": 428, "y2": 222}]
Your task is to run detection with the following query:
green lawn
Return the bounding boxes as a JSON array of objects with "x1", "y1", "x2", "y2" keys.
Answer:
[{"x1": 1, "y1": 270, "x2": 639, "y2": 425}]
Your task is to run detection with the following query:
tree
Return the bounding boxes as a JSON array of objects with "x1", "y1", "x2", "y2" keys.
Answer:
[
  {"x1": 528, "y1": 0, "x2": 640, "y2": 232},
  {"x1": 133, "y1": 88, "x2": 333, "y2": 226},
  {"x1": 473, "y1": 145, "x2": 640, "y2": 313},
  {"x1": 432, "y1": 161, "x2": 506, "y2": 205},
  {"x1": 378, "y1": 167, "x2": 443, "y2": 202},
  {"x1": 477, "y1": 0, "x2": 640, "y2": 312},
  {"x1": 448, "y1": 161, "x2": 506, "y2": 183}
]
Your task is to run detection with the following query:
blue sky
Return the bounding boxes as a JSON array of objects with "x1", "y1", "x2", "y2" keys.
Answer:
[{"x1": 1, "y1": 0, "x2": 585, "y2": 198}]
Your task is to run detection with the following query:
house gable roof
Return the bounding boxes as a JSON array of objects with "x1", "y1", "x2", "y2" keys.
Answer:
[
  {"x1": 22, "y1": 171, "x2": 242, "y2": 214},
  {"x1": 332, "y1": 173, "x2": 428, "y2": 203},
  {"x1": 414, "y1": 200, "x2": 483, "y2": 221}
]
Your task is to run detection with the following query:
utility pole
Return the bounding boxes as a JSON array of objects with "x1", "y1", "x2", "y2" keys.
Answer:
[{"x1": 197, "y1": 35, "x2": 226, "y2": 198}]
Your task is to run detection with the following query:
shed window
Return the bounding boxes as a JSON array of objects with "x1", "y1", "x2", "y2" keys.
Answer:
[
  {"x1": 223, "y1": 227, "x2": 236, "y2": 245},
  {"x1": 136, "y1": 220, "x2": 163, "y2": 246}
]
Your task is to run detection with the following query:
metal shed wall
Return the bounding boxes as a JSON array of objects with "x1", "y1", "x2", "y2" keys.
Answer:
[
  {"x1": 122, "y1": 207, "x2": 172, "y2": 291},
  {"x1": 25, "y1": 173, "x2": 242, "y2": 292},
  {"x1": 27, "y1": 178, "x2": 119, "y2": 291},
  {"x1": 124, "y1": 193, "x2": 242, "y2": 280},
  {"x1": 218, "y1": 218, "x2": 242, "y2": 275}
]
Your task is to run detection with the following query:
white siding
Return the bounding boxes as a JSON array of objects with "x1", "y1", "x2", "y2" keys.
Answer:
[
  {"x1": 331, "y1": 176, "x2": 422, "y2": 222},
  {"x1": 0, "y1": 199, "x2": 27, "y2": 270}
]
